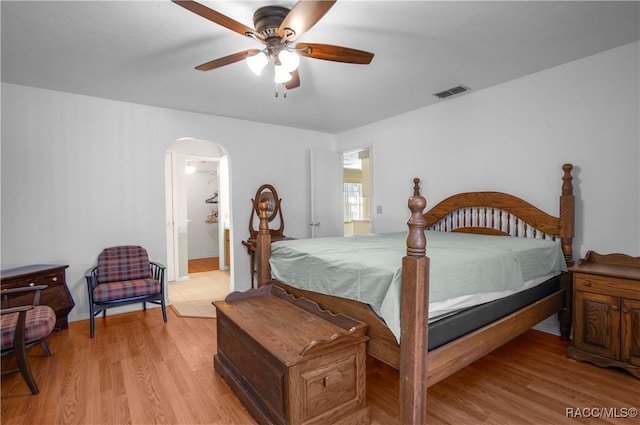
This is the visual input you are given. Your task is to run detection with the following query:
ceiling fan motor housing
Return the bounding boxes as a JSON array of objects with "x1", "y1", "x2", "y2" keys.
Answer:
[{"x1": 253, "y1": 6, "x2": 290, "y2": 38}]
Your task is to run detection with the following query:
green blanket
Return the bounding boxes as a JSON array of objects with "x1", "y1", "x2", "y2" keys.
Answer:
[{"x1": 270, "y1": 231, "x2": 567, "y2": 342}]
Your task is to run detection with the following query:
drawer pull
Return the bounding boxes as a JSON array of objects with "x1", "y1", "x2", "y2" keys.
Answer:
[
  {"x1": 611, "y1": 305, "x2": 619, "y2": 311},
  {"x1": 29, "y1": 282, "x2": 35, "y2": 287},
  {"x1": 322, "y1": 370, "x2": 343, "y2": 387},
  {"x1": 583, "y1": 281, "x2": 592, "y2": 287},
  {"x1": 52, "y1": 277, "x2": 58, "y2": 282}
]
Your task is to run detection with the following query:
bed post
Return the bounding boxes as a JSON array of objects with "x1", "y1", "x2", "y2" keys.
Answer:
[
  {"x1": 559, "y1": 163, "x2": 574, "y2": 339},
  {"x1": 559, "y1": 163, "x2": 574, "y2": 267},
  {"x1": 400, "y1": 179, "x2": 430, "y2": 425},
  {"x1": 256, "y1": 201, "x2": 271, "y2": 288}
]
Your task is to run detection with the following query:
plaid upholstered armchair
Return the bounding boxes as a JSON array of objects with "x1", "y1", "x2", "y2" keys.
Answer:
[
  {"x1": 85, "y1": 246, "x2": 167, "y2": 338},
  {"x1": 1, "y1": 285, "x2": 56, "y2": 394}
]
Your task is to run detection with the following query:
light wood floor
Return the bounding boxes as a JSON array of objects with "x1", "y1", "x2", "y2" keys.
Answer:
[{"x1": 2, "y1": 309, "x2": 638, "y2": 425}]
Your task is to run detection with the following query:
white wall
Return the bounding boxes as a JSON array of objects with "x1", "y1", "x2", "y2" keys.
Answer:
[
  {"x1": 186, "y1": 163, "x2": 219, "y2": 260},
  {"x1": 337, "y1": 41, "x2": 640, "y2": 258},
  {"x1": 1, "y1": 83, "x2": 334, "y2": 323}
]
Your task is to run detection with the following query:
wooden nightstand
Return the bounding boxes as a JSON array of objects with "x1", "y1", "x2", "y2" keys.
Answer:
[
  {"x1": 213, "y1": 284, "x2": 370, "y2": 425},
  {"x1": 568, "y1": 251, "x2": 640, "y2": 378}
]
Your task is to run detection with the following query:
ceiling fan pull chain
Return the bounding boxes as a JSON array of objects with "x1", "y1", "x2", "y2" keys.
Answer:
[{"x1": 274, "y1": 83, "x2": 288, "y2": 98}]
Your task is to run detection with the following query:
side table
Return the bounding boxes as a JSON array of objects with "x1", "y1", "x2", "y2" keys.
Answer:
[{"x1": 568, "y1": 251, "x2": 640, "y2": 378}]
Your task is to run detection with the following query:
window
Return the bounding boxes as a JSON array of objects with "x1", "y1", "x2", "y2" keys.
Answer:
[
  {"x1": 344, "y1": 183, "x2": 364, "y2": 221},
  {"x1": 343, "y1": 148, "x2": 371, "y2": 236}
]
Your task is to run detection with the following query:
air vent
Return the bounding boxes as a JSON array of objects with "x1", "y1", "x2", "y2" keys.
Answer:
[{"x1": 434, "y1": 85, "x2": 469, "y2": 99}]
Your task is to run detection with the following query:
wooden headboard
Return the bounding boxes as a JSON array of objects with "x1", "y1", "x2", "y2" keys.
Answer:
[{"x1": 419, "y1": 164, "x2": 574, "y2": 267}]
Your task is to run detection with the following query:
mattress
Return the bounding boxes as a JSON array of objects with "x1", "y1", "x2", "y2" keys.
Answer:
[
  {"x1": 426, "y1": 274, "x2": 561, "y2": 350},
  {"x1": 270, "y1": 230, "x2": 568, "y2": 343}
]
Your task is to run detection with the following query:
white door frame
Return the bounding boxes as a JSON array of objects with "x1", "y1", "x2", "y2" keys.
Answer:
[{"x1": 164, "y1": 151, "x2": 180, "y2": 281}]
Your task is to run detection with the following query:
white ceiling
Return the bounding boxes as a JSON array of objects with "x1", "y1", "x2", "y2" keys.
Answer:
[{"x1": 2, "y1": 1, "x2": 639, "y2": 134}]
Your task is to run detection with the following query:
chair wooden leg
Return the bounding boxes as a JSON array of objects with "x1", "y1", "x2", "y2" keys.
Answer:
[
  {"x1": 161, "y1": 301, "x2": 167, "y2": 323},
  {"x1": 39, "y1": 340, "x2": 51, "y2": 357},
  {"x1": 14, "y1": 311, "x2": 39, "y2": 395},
  {"x1": 90, "y1": 305, "x2": 96, "y2": 338}
]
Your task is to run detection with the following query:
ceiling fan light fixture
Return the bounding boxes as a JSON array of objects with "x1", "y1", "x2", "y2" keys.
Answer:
[
  {"x1": 278, "y1": 49, "x2": 300, "y2": 72},
  {"x1": 246, "y1": 51, "x2": 269, "y2": 76},
  {"x1": 273, "y1": 64, "x2": 292, "y2": 83},
  {"x1": 173, "y1": 0, "x2": 375, "y2": 92}
]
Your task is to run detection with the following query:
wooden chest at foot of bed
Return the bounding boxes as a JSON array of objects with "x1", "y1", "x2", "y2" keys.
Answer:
[{"x1": 213, "y1": 284, "x2": 370, "y2": 425}]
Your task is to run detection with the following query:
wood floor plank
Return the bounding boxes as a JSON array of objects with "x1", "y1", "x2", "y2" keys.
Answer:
[
  {"x1": 2, "y1": 308, "x2": 638, "y2": 425},
  {"x1": 188, "y1": 257, "x2": 219, "y2": 273}
]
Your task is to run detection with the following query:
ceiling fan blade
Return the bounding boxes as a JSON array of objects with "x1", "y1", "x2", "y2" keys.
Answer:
[
  {"x1": 278, "y1": 0, "x2": 337, "y2": 42},
  {"x1": 195, "y1": 49, "x2": 261, "y2": 71},
  {"x1": 285, "y1": 69, "x2": 301, "y2": 89},
  {"x1": 296, "y1": 43, "x2": 374, "y2": 64},
  {"x1": 173, "y1": 0, "x2": 264, "y2": 41}
]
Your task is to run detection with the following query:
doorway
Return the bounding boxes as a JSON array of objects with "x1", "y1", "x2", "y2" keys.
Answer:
[
  {"x1": 165, "y1": 139, "x2": 231, "y2": 317},
  {"x1": 342, "y1": 148, "x2": 372, "y2": 236}
]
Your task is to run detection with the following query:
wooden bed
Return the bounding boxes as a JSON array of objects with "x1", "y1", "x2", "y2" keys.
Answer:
[{"x1": 254, "y1": 163, "x2": 575, "y2": 425}]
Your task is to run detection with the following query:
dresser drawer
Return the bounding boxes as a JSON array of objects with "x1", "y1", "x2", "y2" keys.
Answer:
[
  {"x1": 42, "y1": 270, "x2": 65, "y2": 287},
  {"x1": 4, "y1": 269, "x2": 64, "y2": 288},
  {"x1": 2, "y1": 276, "x2": 43, "y2": 290},
  {"x1": 2, "y1": 277, "x2": 45, "y2": 306},
  {"x1": 574, "y1": 273, "x2": 639, "y2": 299},
  {"x1": 3, "y1": 271, "x2": 67, "y2": 307}
]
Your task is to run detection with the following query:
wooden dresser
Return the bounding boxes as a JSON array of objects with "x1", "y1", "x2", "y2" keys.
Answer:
[
  {"x1": 1, "y1": 264, "x2": 75, "y2": 330},
  {"x1": 213, "y1": 285, "x2": 370, "y2": 425},
  {"x1": 568, "y1": 251, "x2": 640, "y2": 378}
]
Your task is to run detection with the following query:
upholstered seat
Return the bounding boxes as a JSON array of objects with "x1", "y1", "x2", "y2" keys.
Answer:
[
  {"x1": 85, "y1": 245, "x2": 167, "y2": 338},
  {"x1": 91, "y1": 278, "x2": 161, "y2": 303},
  {"x1": 1, "y1": 285, "x2": 56, "y2": 395},
  {"x1": 1, "y1": 306, "x2": 56, "y2": 349}
]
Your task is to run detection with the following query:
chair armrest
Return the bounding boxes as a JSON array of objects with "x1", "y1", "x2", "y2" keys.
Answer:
[
  {"x1": 84, "y1": 266, "x2": 98, "y2": 279},
  {"x1": 1, "y1": 285, "x2": 48, "y2": 295},
  {"x1": 1, "y1": 285, "x2": 48, "y2": 308},
  {"x1": 149, "y1": 262, "x2": 166, "y2": 293},
  {"x1": 1, "y1": 305, "x2": 34, "y2": 315}
]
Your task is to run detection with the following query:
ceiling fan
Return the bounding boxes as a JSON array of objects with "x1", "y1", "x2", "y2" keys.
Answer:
[{"x1": 172, "y1": 0, "x2": 374, "y2": 94}]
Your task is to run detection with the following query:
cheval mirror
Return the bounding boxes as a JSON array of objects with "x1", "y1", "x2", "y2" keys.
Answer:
[{"x1": 242, "y1": 184, "x2": 288, "y2": 286}]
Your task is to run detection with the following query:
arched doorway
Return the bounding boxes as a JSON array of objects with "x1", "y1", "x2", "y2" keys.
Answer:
[{"x1": 165, "y1": 138, "x2": 232, "y2": 315}]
